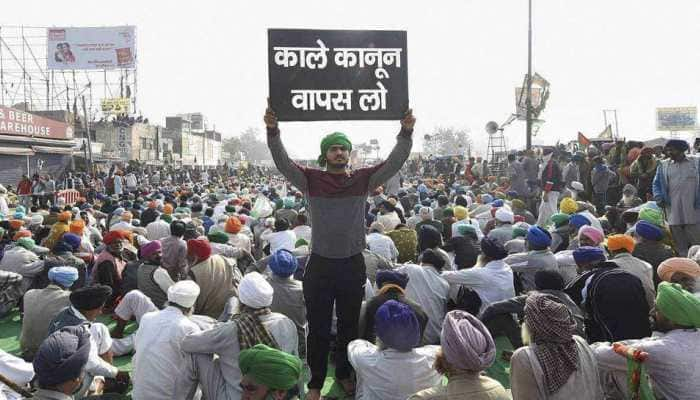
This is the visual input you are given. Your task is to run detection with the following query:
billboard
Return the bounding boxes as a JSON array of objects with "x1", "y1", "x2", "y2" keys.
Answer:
[
  {"x1": 656, "y1": 107, "x2": 697, "y2": 131},
  {"x1": 515, "y1": 87, "x2": 542, "y2": 120},
  {"x1": 268, "y1": 29, "x2": 408, "y2": 121},
  {"x1": 100, "y1": 97, "x2": 130, "y2": 115},
  {"x1": 0, "y1": 105, "x2": 73, "y2": 140},
  {"x1": 47, "y1": 26, "x2": 136, "y2": 70}
]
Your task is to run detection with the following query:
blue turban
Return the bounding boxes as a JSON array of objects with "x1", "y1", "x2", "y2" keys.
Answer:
[
  {"x1": 527, "y1": 225, "x2": 552, "y2": 249},
  {"x1": 569, "y1": 214, "x2": 591, "y2": 229},
  {"x1": 33, "y1": 326, "x2": 91, "y2": 387},
  {"x1": 480, "y1": 237, "x2": 508, "y2": 259},
  {"x1": 15, "y1": 205, "x2": 26, "y2": 214},
  {"x1": 62, "y1": 233, "x2": 82, "y2": 252},
  {"x1": 635, "y1": 220, "x2": 663, "y2": 241},
  {"x1": 375, "y1": 300, "x2": 420, "y2": 352},
  {"x1": 492, "y1": 199, "x2": 504, "y2": 208},
  {"x1": 268, "y1": 249, "x2": 298, "y2": 277},
  {"x1": 573, "y1": 246, "x2": 606, "y2": 264},
  {"x1": 48, "y1": 266, "x2": 79, "y2": 287},
  {"x1": 666, "y1": 139, "x2": 689, "y2": 151},
  {"x1": 13, "y1": 211, "x2": 25, "y2": 220},
  {"x1": 376, "y1": 270, "x2": 409, "y2": 289},
  {"x1": 481, "y1": 194, "x2": 493, "y2": 204},
  {"x1": 53, "y1": 240, "x2": 74, "y2": 254},
  {"x1": 507, "y1": 190, "x2": 519, "y2": 198}
]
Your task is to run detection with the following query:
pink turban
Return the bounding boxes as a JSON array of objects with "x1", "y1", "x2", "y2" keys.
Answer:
[
  {"x1": 141, "y1": 240, "x2": 162, "y2": 259},
  {"x1": 658, "y1": 257, "x2": 700, "y2": 282},
  {"x1": 578, "y1": 225, "x2": 604, "y2": 245},
  {"x1": 440, "y1": 310, "x2": 496, "y2": 372}
]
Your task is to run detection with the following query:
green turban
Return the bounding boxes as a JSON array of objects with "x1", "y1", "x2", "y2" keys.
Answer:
[
  {"x1": 295, "y1": 238, "x2": 308, "y2": 248},
  {"x1": 238, "y1": 344, "x2": 302, "y2": 390},
  {"x1": 656, "y1": 282, "x2": 700, "y2": 328},
  {"x1": 160, "y1": 214, "x2": 173, "y2": 223},
  {"x1": 16, "y1": 237, "x2": 35, "y2": 251},
  {"x1": 317, "y1": 132, "x2": 352, "y2": 167},
  {"x1": 175, "y1": 207, "x2": 191, "y2": 215},
  {"x1": 512, "y1": 227, "x2": 528, "y2": 239},
  {"x1": 207, "y1": 231, "x2": 229, "y2": 244},
  {"x1": 511, "y1": 199, "x2": 526, "y2": 210},
  {"x1": 283, "y1": 197, "x2": 295, "y2": 209},
  {"x1": 457, "y1": 224, "x2": 476, "y2": 236},
  {"x1": 550, "y1": 213, "x2": 571, "y2": 228},
  {"x1": 274, "y1": 199, "x2": 284, "y2": 211},
  {"x1": 639, "y1": 207, "x2": 663, "y2": 227}
]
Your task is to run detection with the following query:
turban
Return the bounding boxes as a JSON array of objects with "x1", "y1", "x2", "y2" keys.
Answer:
[
  {"x1": 16, "y1": 237, "x2": 35, "y2": 251},
  {"x1": 657, "y1": 257, "x2": 700, "y2": 282},
  {"x1": 207, "y1": 230, "x2": 229, "y2": 244},
  {"x1": 480, "y1": 237, "x2": 507, "y2": 259},
  {"x1": 535, "y1": 270, "x2": 565, "y2": 291},
  {"x1": 167, "y1": 280, "x2": 200, "y2": 308},
  {"x1": 269, "y1": 249, "x2": 298, "y2": 277},
  {"x1": 492, "y1": 199, "x2": 504, "y2": 208},
  {"x1": 369, "y1": 222, "x2": 385, "y2": 234},
  {"x1": 655, "y1": 282, "x2": 700, "y2": 328},
  {"x1": 375, "y1": 300, "x2": 420, "y2": 352},
  {"x1": 665, "y1": 139, "x2": 689, "y2": 151},
  {"x1": 53, "y1": 240, "x2": 74, "y2": 254},
  {"x1": 559, "y1": 198, "x2": 578, "y2": 215},
  {"x1": 639, "y1": 207, "x2": 664, "y2": 227},
  {"x1": 13, "y1": 211, "x2": 25, "y2": 220},
  {"x1": 318, "y1": 132, "x2": 352, "y2": 167},
  {"x1": 121, "y1": 212, "x2": 133, "y2": 221},
  {"x1": 239, "y1": 344, "x2": 303, "y2": 390},
  {"x1": 511, "y1": 199, "x2": 526, "y2": 210},
  {"x1": 441, "y1": 310, "x2": 495, "y2": 372},
  {"x1": 420, "y1": 248, "x2": 446, "y2": 270},
  {"x1": 453, "y1": 206, "x2": 469, "y2": 220},
  {"x1": 442, "y1": 208, "x2": 454, "y2": 218},
  {"x1": 457, "y1": 224, "x2": 476, "y2": 237},
  {"x1": 140, "y1": 240, "x2": 162, "y2": 259},
  {"x1": 283, "y1": 197, "x2": 295, "y2": 209},
  {"x1": 376, "y1": 270, "x2": 410, "y2": 289},
  {"x1": 12, "y1": 230, "x2": 31, "y2": 241},
  {"x1": 187, "y1": 239, "x2": 212, "y2": 261},
  {"x1": 578, "y1": 226, "x2": 604, "y2": 245},
  {"x1": 571, "y1": 181, "x2": 584, "y2": 192},
  {"x1": 506, "y1": 190, "x2": 519, "y2": 198},
  {"x1": 549, "y1": 213, "x2": 570, "y2": 228},
  {"x1": 103, "y1": 230, "x2": 128, "y2": 245},
  {"x1": 48, "y1": 266, "x2": 79, "y2": 287},
  {"x1": 9, "y1": 219, "x2": 24, "y2": 230},
  {"x1": 481, "y1": 194, "x2": 493, "y2": 204},
  {"x1": 239, "y1": 272, "x2": 274, "y2": 308},
  {"x1": 61, "y1": 233, "x2": 82, "y2": 252},
  {"x1": 524, "y1": 293, "x2": 578, "y2": 395},
  {"x1": 495, "y1": 208, "x2": 514, "y2": 223},
  {"x1": 69, "y1": 220, "x2": 85, "y2": 235},
  {"x1": 419, "y1": 207, "x2": 433, "y2": 220},
  {"x1": 527, "y1": 225, "x2": 552, "y2": 248},
  {"x1": 70, "y1": 285, "x2": 112, "y2": 310},
  {"x1": 33, "y1": 326, "x2": 90, "y2": 387},
  {"x1": 30, "y1": 214, "x2": 44, "y2": 225},
  {"x1": 163, "y1": 204, "x2": 174, "y2": 215},
  {"x1": 295, "y1": 238, "x2": 308, "y2": 248},
  {"x1": 635, "y1": 220, "x2": 663, "y2": 241},
  {"x1": 512, "y1": 227, "x2": 528, "y2": 238},
  {"x1": 160, "y1": 214, "x2": 173, "y2": 223},
  {"x1": 573, "y1": 246, "x2": 606, "y2": 265},
  {"x1": 607, "y1": 234, "x2": 635, "y2": 253},
  {"x1": 225, "y1": 216, "x2": 242, "y2": 234},
  {"x1": 58, "y1": 211, "x2": 72, "y2": 222},
  {"x1": 419, "y1": 224, "x2": 442, "y2": 251},
  {"x1": 569, "y1": 214, "x2": 591, "y2": 229}
]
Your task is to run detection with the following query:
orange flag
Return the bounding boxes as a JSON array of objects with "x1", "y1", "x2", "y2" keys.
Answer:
[{"x1": 578, "y1": 132, "x2": 591, "y2": 146}]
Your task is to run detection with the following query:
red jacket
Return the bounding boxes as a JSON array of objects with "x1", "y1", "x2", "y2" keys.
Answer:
[{"x1": 17, "y1": 180, "x2": 31, "y2": 195}]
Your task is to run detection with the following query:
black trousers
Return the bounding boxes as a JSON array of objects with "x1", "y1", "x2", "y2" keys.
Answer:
[{"x1": 303, "y1": 253, "x2": 366, "y2": 390}]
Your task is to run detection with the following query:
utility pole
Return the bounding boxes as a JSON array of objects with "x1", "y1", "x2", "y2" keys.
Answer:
[
  {"x1": 525, "y1": 0, "x2": 533, "y2": 150},
  {"x1": 81, "y1": 95, "x2": 94, "y2": 174}
]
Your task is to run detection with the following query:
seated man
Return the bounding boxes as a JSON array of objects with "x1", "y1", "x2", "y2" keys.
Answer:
[
  {"x1": 349, "y1": 300, "x2": 442, "y2": 400},
  {"x1": 657, "y1": 257, "x2": 700, "y2": 295},
  {"x1": 266, "y1": 249, "x2": 306, "y2": 356},
  {"x1": 93, "y1": 230, "x2": 130, "y2": 309},
  {"x1": 593, "y1": 282, "x2": 700, "y2": 399},
  {"x1": 181, "y1": 272, "x2": 298, "y2": 400},
  {"x1": 504, "y1": 225, "x2": 558, "y2": 293},
  {"x1": 510, "y1": 293, "x2": 603, "y2": 399},
  {"x1": 20, "y1": 266, "x2": 78, "y2": 360},
  {"x1": 187, "y1": 238, "x2": 238, "y2": 319},
  {"x1": 32, "y1": 326, "x2": 91, "y2": 399},
  {"x1": 239, "y1": 344, "x2": 304, "y2": 400}
]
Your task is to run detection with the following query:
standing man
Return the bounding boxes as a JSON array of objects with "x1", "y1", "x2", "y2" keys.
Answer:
[
  {"x1": 537, "y1": 148, "x2": 564, "y2": 226},
  {"x1": 265, "y1": 100, "x2": 414, "y2": 399},
  {"x1": 653, "y1": 139, "x2": 700, "y2": 256}
]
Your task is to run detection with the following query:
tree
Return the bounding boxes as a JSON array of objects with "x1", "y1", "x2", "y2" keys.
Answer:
[
  {"x1": 423, "y1": 127, "x2": 473, "y2": 157},
  {"x1": 222, "y1": 127, "x2": 272, "y2": 161}
]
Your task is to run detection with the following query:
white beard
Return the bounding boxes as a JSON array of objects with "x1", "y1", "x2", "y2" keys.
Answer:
[
  {"x1": 521, "y1": 322, "x2": 532, "y2": 345},
  {"x1": 622, "y1": 195, "x2": 634, "y2": 206}
]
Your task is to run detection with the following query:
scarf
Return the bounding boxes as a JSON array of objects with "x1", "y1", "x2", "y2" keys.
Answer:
[{"x1": 232, "y1": 306, "x2": 279, "y2": 351}]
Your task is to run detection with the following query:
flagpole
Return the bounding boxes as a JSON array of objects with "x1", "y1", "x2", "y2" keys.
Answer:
[{"x1": 526, "y1": 0, "x2": 533, "y2": 150}]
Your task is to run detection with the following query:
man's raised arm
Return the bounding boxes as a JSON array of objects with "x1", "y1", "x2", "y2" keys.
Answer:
[
  {"x1": 264, "y1": 99, "x2": 308, "y2": 192},
  {"x1": 368, "y1": 109, "x2": 415, "y2": 190}
]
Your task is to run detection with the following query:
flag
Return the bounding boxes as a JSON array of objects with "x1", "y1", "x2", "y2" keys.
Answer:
[
  {"x1": 598, "y1": 124, "x2": 613, "y2": 139},
  {"x1": 532, "y1": 72, "x2": 549, "y2": 88},
  {"x1": 578, "y1": 132, "x2": 591, "y2": 146}
]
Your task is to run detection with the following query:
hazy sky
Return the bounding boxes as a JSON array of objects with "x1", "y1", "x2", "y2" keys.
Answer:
[{"x1": 7, "y1": 0, "x2": 700, "y2": 158}]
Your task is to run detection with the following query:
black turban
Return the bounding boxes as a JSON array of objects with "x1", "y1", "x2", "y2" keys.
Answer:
[
  {"x1": 69, "y1": 285, "x2": 112, "y2": 310},
  {"x1": 480, "y1": 237, "x2": 508, "y2": 260},
  {"x1": 376, "y1": 270, "x2": 410, "y2": 289}
]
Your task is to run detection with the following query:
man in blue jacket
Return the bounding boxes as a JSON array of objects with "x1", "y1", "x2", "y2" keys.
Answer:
[{"x1": 652, "y1": 139, "x2": 700, "y2": 256}]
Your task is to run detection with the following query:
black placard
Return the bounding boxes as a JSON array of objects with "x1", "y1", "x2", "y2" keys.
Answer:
[{"x1": 268, "y1": 29, "x2": 408, "y2": 121}]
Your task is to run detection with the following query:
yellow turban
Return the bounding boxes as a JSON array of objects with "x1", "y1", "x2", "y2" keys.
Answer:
[
  {"x1": 454, "y1": 206, "x2": 469, "y2": 221},
  {"x1": 559, "y1": 198, "x2": 578, "y2": 215}
]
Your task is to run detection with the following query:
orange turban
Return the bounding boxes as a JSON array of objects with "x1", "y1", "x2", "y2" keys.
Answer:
[
  {"x1": 658, "y1": 257, "x2": 700, "y2": 282},
  {"x1": 9, "y1": 219, "x2": 24, "y2": 230},
  {"x1": 12, "y1": 230, "x2": 31, "y2": 241},
  {"x1": 103, "y1": 230, "x2": 129, "y2": 245},
  {"x1": 187, "y1": 238, "x2": 212, "y2": 261},
  {"x1": 69, "y1": 220, "x2": 85, "y2": 235},
  {"x1": 58, "y1": 211, "x2": 72, "y2": 222},
  {"x1": 163, "y1": 204, "x2": 174, "y2": 215},
  {"x1": 225, "y1": 216, "x2": 242, "y2": 234},
  {"x1": 606, "y1": 234, "x2": 635, "y2": 253}
]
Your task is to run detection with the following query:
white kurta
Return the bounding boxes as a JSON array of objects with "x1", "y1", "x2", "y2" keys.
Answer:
[
  {"x1": 441, "y1": 260, "x2": 515, "y2": 315},
  {"x1": 132, "y1": 307, "x2": 202, "y2": 400},
  {"x1": 397, "y1": 264, "x2": 449, "y2": 344}
]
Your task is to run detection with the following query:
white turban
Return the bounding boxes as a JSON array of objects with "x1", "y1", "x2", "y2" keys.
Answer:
[
  {"x1": 239, "y1": 272, "x2": 274, "y2": 308},
  {"x1": 571, "y1": 181, "x2": 584, "y2": 192},
  {"x1": 167, "y1": 281, "x2": 200, "y2": 308},
  {"x1": 495, "y1": 208, "x2": 514, "y2": 224}
]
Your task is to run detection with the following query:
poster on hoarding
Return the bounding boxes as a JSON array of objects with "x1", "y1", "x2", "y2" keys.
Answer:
[
  {"x1": 100, "y1": 97, "x2": 131, "y2": 115},
  {"x1": 656, "y1": 106, "x2": 697, "y2": 131},
  {"x1": 47, "y1": 26, "x2": 136, "y2": 70},
  {"x1": 268, "y1": 29, "x2": 408, "y2": 121}
]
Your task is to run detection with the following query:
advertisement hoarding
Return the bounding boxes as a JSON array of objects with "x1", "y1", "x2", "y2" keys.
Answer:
[{"x1": 47, "y1": 26, "x2": 136, "y2": 70}]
